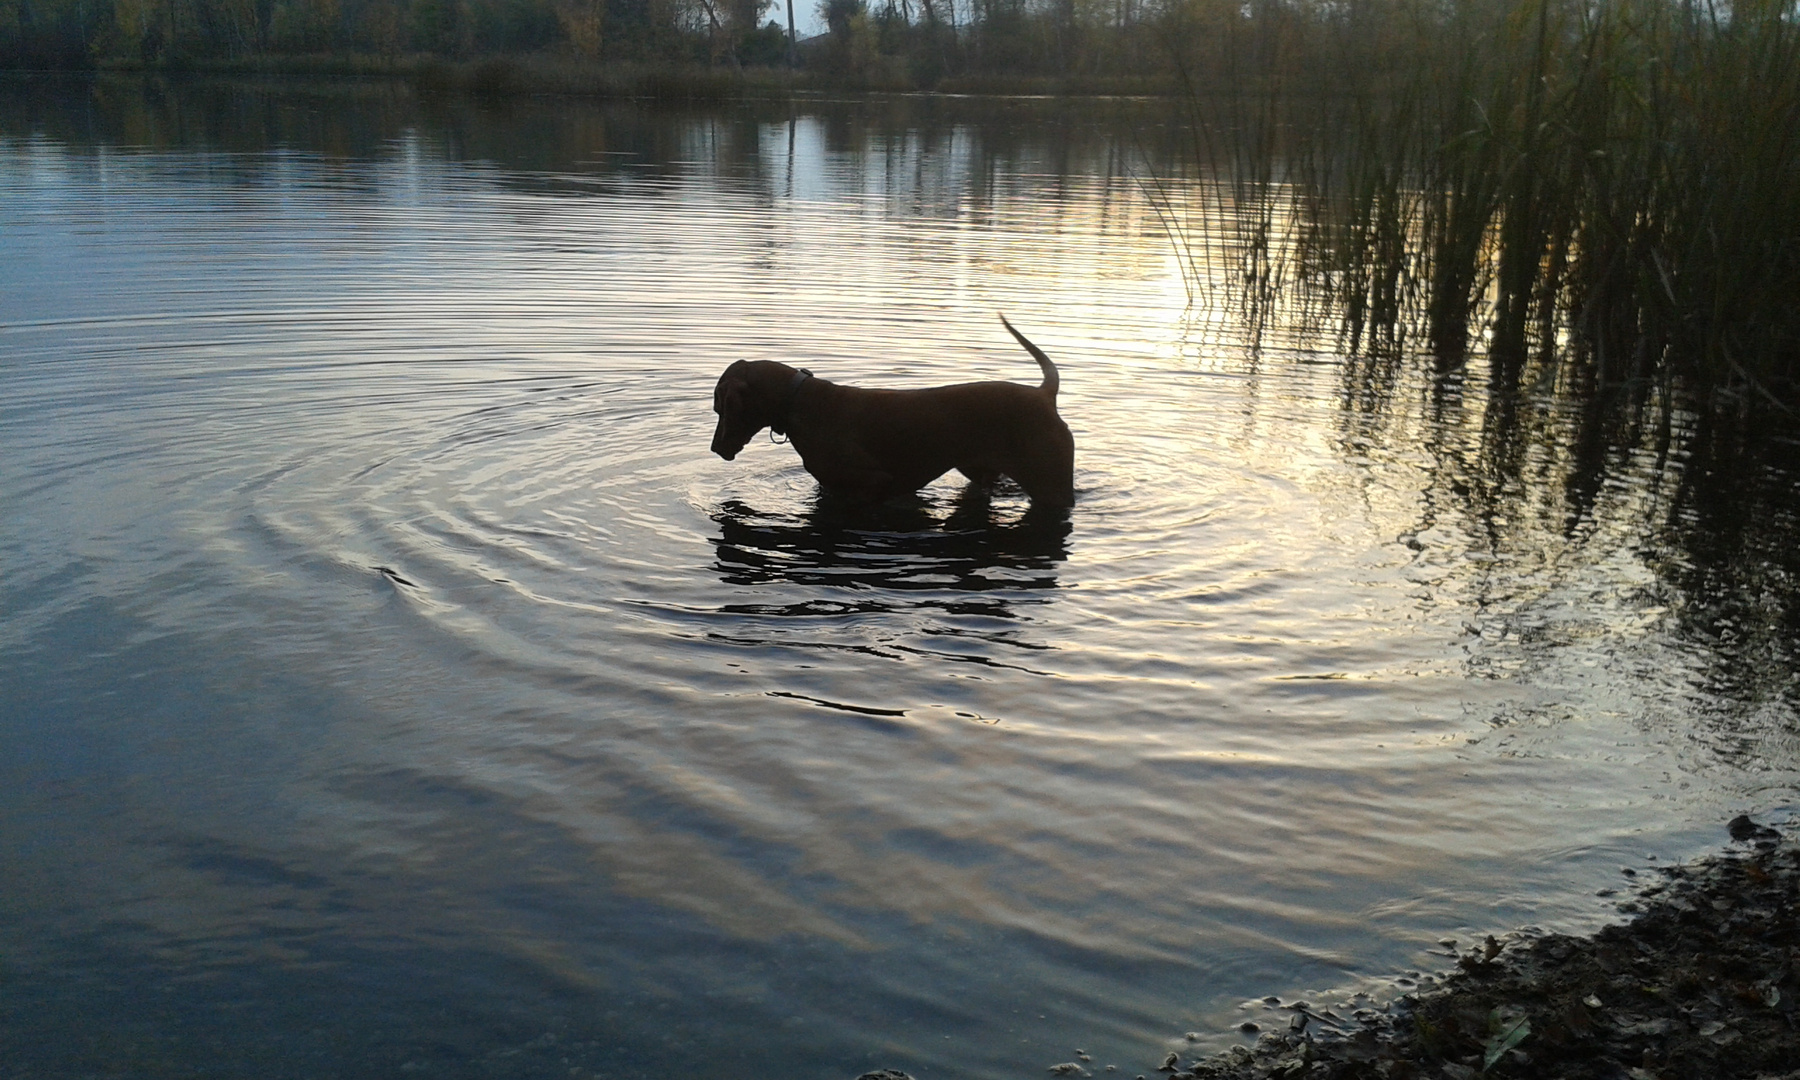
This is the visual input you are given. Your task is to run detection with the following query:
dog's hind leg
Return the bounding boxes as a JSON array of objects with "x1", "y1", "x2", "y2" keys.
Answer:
[
  {"x1": 1002, "y1": 440, "x2": 1075, "y2": 509},
  {"x1": 1009, "y1": 471, "x2": 1074, "y2": 509}
]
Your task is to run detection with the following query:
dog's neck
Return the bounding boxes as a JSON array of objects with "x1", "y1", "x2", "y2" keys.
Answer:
[{"x1": 770, "y1": 367, "x2": 813, "y2": 435}]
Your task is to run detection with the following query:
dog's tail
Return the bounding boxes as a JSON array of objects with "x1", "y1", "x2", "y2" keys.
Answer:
[{"x1": 999, "y1": 314, "x2": 1058, "y2": 400}]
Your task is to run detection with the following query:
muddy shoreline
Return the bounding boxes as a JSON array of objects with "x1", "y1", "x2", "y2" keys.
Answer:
[
  {"x1": 858, "y1": 817, "x2": 1800, "y2": 1080},
  {"x1": 1173, "y1": 817, "x2": 1800, "y2": 1080}
]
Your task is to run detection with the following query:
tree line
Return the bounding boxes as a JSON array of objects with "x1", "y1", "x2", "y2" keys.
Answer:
[
  {"x1": 0, "y1": 0, "x2": 785, "y2": 68},
  {"x1": 0, "y1": 0, "x2": 1183, "y2": 82}
]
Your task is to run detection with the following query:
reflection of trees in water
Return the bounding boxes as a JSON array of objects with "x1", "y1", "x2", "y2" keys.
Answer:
[
  {"x1": 2, "y1": 80, "x2": 1176, "y2": 209},
  {"x1": 710, "y1": 485, "x2": 1069, "y2": 619}
]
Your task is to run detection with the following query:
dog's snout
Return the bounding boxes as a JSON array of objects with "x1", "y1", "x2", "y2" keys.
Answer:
[{"x1": 711, "y1": 416, "x2": 743, "y2": 460}]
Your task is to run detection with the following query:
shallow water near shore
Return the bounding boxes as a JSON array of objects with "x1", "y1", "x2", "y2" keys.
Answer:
[{"x1": 2, "y1": 77, "x2": 1798, "y2": 1079}]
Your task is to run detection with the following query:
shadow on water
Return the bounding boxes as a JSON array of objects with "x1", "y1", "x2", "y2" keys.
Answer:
[{"x1": 711, "y1": 483, "x2": 1071, "y2": 618}]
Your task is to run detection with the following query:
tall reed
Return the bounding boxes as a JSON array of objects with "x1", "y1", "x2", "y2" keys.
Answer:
[{"x1": 1163, "y1": 0, "x2": 1800, "y2": 409}]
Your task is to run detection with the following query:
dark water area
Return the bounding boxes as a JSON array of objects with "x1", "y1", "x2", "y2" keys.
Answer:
[{"x1": 2, "y1": 75, "x2": 1798, "y2": 1079}]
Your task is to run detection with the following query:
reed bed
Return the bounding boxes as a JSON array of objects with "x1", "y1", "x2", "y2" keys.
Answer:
[{"x1": 1157, "y1": 0, "x2": 1800, "y2": 410}]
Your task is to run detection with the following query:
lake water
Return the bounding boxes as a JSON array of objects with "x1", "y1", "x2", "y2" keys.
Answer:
[{"x1": 3, "y1": 77, "x2": 1798, "y2": 1079}]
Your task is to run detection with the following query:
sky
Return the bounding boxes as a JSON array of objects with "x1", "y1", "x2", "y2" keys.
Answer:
[{"x1": 770, "y1": 0, "x2": 826, "y2": 37}]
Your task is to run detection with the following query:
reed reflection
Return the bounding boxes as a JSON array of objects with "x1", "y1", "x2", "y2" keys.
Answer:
[
  {"x1": 1659, "y1": 413, "x2": 1800, "y2": 724},
  {"x1": 710, "y1": 484, "x2": 1070, "y2": 619},
  {"x1": 1326, "y1": 330, "x2": 1800, "y2": 757}
]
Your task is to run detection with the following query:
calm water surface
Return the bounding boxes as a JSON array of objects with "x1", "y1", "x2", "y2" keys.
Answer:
[{"x1": 3, "y1": 79, "x2": 1798, "y2": 1079}]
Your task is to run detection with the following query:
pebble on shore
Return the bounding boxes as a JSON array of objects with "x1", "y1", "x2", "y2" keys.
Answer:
[{"x1": 1174, "y1": 817, "x2": 1800, "y2": 1080}]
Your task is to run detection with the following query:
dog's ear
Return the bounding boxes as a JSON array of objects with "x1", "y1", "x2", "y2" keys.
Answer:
[
  {"x1": 715, "y1": 361, "x2": 750, "y2": 415},
  {"x1": 721, "y1": 374, "x2": 747, "y2": 417}
]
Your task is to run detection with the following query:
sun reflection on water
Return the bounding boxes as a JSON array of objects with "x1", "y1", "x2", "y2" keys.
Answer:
[{"x1": 1, "y1": 82, "x2": 1797, "y2": 1080}]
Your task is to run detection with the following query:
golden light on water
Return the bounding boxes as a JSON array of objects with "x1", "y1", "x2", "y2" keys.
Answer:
[{"x1": 4, "y1": 87, "x2": 1796, "y2": 1080}]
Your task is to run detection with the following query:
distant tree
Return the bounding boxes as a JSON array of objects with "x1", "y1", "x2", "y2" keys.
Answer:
[
  {"x1": 554, "y1": 0, "x2": 602, "y2": 55},
  {"x1": 736, "y1": 14, "x2": 784, "y2": 60},
  {"x1": 357, "y1": 0, "x2": 404, "y2": 55},
  {"x1": 819, "y1": 0, "x2": 875, "y2": 71},
  {"x1": 406, "y1": 0, "x2": 466, "y2": 53}
]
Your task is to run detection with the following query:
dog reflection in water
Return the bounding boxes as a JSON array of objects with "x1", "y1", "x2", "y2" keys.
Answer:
[
  {"x1": 710, "y1": 316, "x2": 1074, "y2": 509},
  {"x1": 710, "y1": 489, "x2": 1072, "y2": 600}
]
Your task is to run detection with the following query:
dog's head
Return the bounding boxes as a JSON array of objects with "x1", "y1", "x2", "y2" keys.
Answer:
[{"x1": 711, "y1": 359, "x2": 764, "y2": 461}]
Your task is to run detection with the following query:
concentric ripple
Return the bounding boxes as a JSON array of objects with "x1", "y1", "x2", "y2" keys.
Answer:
[{"x1": 2, "y1": 91, "x2": 1795, "y2": 1080}]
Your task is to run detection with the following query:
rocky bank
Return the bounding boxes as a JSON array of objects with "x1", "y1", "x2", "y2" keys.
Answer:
[{"x1": 858, "y1": 815, "x2": 1800, "y2": 1080}]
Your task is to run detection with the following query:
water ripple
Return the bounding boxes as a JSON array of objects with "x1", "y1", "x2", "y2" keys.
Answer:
[{"x1": 3, "y1": 92, "x2": 1795, "y2": 1080}]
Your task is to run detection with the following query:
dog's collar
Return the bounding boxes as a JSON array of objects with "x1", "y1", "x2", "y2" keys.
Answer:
[{"x1": 769, "y1": 367, "x2": 813, "y2": 436}]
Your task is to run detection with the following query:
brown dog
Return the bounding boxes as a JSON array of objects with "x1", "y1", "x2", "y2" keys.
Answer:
[{"x1": 711, "y1": 317, "x2": 1074, "y2": 508}]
